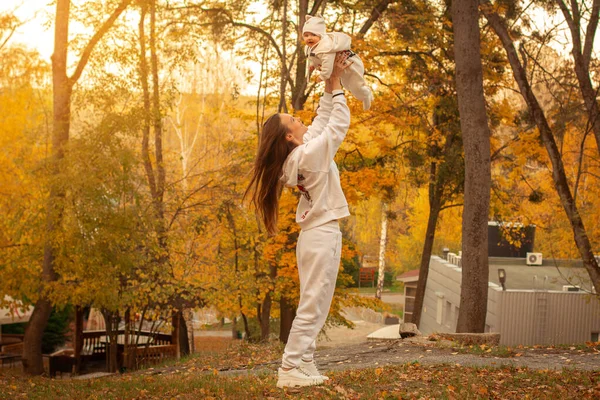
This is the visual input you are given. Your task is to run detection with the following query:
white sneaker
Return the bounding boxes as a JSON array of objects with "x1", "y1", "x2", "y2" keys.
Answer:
[
  {"x1": 299, "y1": 359, "x2": 329, "y2": 381},
  {"x1": 276, "y1": 367, "x2": 325, "y2": 388}
]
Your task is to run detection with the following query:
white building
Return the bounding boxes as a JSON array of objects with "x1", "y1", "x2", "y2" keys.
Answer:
[{"x1": 418, "y1": 255, "x2": 600, "y2": 345}]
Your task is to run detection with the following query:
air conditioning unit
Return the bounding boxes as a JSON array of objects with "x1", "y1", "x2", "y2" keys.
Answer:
[
  {"x1": 526, "y1": 252, "x2": 543, "y2": 265},
  {"x1": 562, "y1": 285, "x2": 580, "y2": 292}
]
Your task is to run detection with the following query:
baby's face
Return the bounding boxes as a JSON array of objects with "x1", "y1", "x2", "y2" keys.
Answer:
[{"x1": 303, "y1": 32, "x2": 320, "y2": 47}]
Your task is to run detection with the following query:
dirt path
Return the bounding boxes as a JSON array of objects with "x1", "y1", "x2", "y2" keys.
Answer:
[
  {"x1": 186, "y1": 338, "x2": 600, "y2": 380},
  {"x1": 315, "y1": 339, "x2": 600, "y2": 373}
]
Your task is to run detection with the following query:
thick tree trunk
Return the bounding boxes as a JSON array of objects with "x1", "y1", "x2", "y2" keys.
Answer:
[
  {"x1": 452, "y1": 0, "x2": 491, "y2": 333},
  {"x1": 482, "y1": 1, "x2": 600, "y2": 294},
  {"x1": 178, "y1": 310, "x2": 190, "y2": 356},
  {"x1": 375, "y1": 202, "x2": 389, "y2": 300},
  {"x1": 22, "y1": 300, "x2": 53, "y2": 374}
]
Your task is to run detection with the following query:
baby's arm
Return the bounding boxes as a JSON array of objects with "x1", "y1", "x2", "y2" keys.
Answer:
[{"x1": 318, "y1": 53, "x2": 335, "y2": 80}]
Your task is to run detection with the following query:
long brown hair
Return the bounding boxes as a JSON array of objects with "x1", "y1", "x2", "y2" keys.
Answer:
[{"x1": 244, "y1": 114, "x2": 295, "y2": 235}]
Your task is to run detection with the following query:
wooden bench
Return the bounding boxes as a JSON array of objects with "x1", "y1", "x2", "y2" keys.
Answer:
[
  {"x1": 80, "y1": 330, "x2": 175, "y2": 371},
  {"x1": 134, "y1": 344, "x2": 176, "y2": 369},
  {"x1": 0, "y1": 353, "x2": 21, "y2": 367},
  {"x1": 1, "y1": 341, "x2": 23, "y2": 355}
]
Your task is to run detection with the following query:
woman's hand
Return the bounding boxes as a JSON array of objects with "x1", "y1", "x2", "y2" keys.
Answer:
[{"x1": 325, "y1": 52, "x2": 350, "y2": 93}]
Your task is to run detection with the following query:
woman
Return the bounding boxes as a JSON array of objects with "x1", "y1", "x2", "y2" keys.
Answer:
[{"x1": 245, "y1": 53, "x2": 351, "y2": 388}]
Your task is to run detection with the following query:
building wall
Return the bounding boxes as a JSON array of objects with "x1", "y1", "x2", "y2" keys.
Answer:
[
  {"x1": 420, "y1": 256, "x2": 600, "y2": 345},
  {"x1": 499, "y1": 291, "x2": 600, "y2": 345},
  {"x1": 420, "y1": 256, "x2": 502, "y2": 335}
]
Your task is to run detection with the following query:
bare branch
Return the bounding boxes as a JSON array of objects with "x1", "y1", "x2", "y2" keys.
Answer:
[
  {"x1": 69, "y1": 0, "x2": 133, "y2": 85},
  {"x1": 358, "y1": 0, "x2": 396, "y2": 38},
  {"x1": 583, "y1": 0, "x2": 600, "y2": 67}
]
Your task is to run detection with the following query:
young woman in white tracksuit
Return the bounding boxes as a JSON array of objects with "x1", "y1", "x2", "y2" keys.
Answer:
[{"x1": 245, "y1": 54, "x2": 351, "y2": 388}]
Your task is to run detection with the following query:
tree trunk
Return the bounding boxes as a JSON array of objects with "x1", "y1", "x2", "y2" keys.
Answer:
[
  {"x1": 259, "y1": 291, "x2": 273, "y2": 341},
  {"x1": 292, "y1": 0, "x2": 309, "y2": 111},
  {"x1": 178, "y1": 310, "x2": 190, "y2": 356},
  {"x1": 278, "y1": 0, "x2": 288, "y2": 112},
  {"x1": 411, "y1": 195, "x2": 442, "y2": 326},
  {"x1": 22, "y1": 299, "x2": 53, "y2": 374},
  {"x1": 186, "y1": 309, "x2": 195, "y2": 353},
  {"x1": 482, "y1": 1, "x2": 600, "y2": 294},
  {"x1": 102, "y1": 310, "x2": 119, "y2": 373},
  {"x1": 22, "y1": 0, "x2": 70, "y2": 375},
  {"x1": 452, "y1": 0, "x2": 491, "y2": 333},
  {"x1": 572, "y1": 55, "x2": 600, "y2": 155},
  {"x1": 279, "y1": 296, "x2": 296, "y2": 344},
  {"x1": 375, "y1": 202, "x2": 389, "y2": 300},
  {"x1": 231, "y1": 316, "x2": 238, "y2": 339},
  {"x1": 171, "y1": 311, "x2": 180, "y2": 360},
  {"x1": 74, "y1": 306, "x2": 84, "y2": 374},
  {"x1": 123, "y1": 308, "x2": 132, "y2": 370}
]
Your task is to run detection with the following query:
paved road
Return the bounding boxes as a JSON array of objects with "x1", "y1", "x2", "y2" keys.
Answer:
[{"x1": 359, "y1": 292, "x2": 405, "y2": 304}]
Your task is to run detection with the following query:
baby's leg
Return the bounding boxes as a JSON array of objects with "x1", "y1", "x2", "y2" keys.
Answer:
[{"x1": 341, "y1": 56, "x2": 373, "y2": 110}]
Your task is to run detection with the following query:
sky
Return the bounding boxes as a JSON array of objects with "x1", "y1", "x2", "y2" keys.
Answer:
[
  {"x1": 1, "y1": 0, "x2": 262, "y2": 94},
  {"x1": 2, "y1": 1, "x2": 55, "y2": 60}
]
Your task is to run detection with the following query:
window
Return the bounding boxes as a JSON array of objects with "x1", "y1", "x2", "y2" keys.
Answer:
[
  {"x1": 436, "y1": 297, "x2": 443, "y2": 324},
  {"x1": 444, "y1": 301, "x2": 452, "y2": 327},
  {"x1": 592, "y1": 332, "x2": 599, "y2": 342}
]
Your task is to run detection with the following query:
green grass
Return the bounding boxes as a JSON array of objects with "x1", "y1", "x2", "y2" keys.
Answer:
[{"x1": 1, "y1": 362, "x2": 598, "y2": 399}]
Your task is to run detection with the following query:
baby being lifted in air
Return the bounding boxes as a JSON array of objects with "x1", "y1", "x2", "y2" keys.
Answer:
[{"x1": 302, "y1": 15, "x2": 374, "y2": 110}]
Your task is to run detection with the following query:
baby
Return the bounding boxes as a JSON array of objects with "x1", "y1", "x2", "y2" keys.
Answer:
[{"x1": 303, "y1": 15, "x2": 373, "y2": 110}]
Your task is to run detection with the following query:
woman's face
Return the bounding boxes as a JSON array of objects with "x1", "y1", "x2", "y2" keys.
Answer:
[{"x1": 280, "y1": 113, "x2": 307, "y2": 146}]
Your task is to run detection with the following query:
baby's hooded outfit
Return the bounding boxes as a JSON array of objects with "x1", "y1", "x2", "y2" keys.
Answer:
[{"x1": 303, "y1": 15, "x2": 373, "y2": 110}]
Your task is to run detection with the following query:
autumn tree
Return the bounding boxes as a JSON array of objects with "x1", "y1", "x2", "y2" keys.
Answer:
[
  {"x1": 481, "y1": 0, "x2": 600, "y2": 294},
  {"x1": 552, "y1": 0, "x2": 600, "y2": 155},
  {"x1": 21, "y1": 0, "x2": 132, "y2": 375},
  {"x1": 0, "y1": 13, "x2": 51, "y2": 343}
]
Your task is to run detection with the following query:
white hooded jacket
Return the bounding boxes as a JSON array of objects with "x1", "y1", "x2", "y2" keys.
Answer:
[{"x1": 280, "y1": 90, "x2": 351, "y2": 230}]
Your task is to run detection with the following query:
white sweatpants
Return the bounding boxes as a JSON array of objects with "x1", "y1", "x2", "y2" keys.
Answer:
[
  {"x1": 341, "y1": 57, "x2": 373, "y2": 111},
  {"x1": 281, "y1": 220, "x2": 342, "y2": 369}
]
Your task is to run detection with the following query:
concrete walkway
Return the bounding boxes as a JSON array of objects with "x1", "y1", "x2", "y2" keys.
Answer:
[{"x1": 318, "y1": 306, "x2": 393, "y2": 348}]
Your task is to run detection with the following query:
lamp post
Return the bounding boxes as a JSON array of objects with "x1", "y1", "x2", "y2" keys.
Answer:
[{"x1": 498, "y1": 269, "x2": 507, "y2": 291}]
